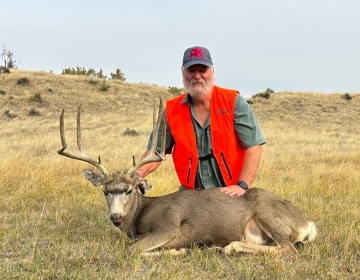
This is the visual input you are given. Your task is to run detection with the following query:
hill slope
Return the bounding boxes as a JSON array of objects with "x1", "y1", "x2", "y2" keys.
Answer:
[{"x1": 1, "y1": 69, "x2": 359, "y2": 127}]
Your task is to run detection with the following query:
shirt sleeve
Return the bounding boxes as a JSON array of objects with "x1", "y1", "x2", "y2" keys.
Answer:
[
  {"x1": 234, "y1": 94, "x2": 266, "y2": 149},
  {"x1": 146, "y1": 108, "x2": 174, "y2": 154}
]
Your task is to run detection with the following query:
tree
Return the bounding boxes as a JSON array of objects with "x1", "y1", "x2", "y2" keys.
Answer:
[
  {"x1": 1, "y1": 46, "x2": 21, "y2": 68},
  {"x1": 96, "y1": 68, "x2": 107, "y2": 79},
  {"x1": 110, "y1": 68, "x2": 126, "y2": 81}
]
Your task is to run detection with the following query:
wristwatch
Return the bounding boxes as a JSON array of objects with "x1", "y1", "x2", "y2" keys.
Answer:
[{"x1": 236, "y1": 181, "x2": 248, "y2": 190}]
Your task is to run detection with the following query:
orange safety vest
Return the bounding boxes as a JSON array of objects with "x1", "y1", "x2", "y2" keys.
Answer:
[{"x1": 166, "y1": 86, "x2": 246, "y2": 189}]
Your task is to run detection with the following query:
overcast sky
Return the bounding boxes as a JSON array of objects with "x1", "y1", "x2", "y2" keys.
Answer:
[{"x1": 2, "y1": 0, "x2": 359, "y2": 97}]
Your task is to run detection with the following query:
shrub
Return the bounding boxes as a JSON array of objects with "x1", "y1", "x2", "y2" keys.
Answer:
[
  {"x1": 123, "y1": 128, "x2": 139, "y2": 137},
  {"x1": 17, "y1": 77, "x2": 29, "y2": 86},
  {"x1": 110, "y1": 68, "x2": 126, "y2": 81},
  {"x1": 29, "y1": 92, "x2": 42, "y2": 103},
  {"x1": 0, "y1": 89, "x2": 5, "y2": 95},
  {"x1": 99, "y1": 79, "x2": 110, "y2": 91},
  {"x1": 1, "y1": 46, "x2": 21, "y2": 68},
  {"x1": 4, "y1": 110, "x2": 16, "y2": 119},
  {"x1": 88, "y1": 79, "x2": 98, "y2": 85},
  {"x1": 168, "y1": 86, "x2": 183, "y2": 95},
  {"x1": 61, "y1": 66, "x2": 96, "y2": 77},
  {"x1": 28, "y1": 108, "x2": 40, "y2": 116},
  {"x1": 96, "y1": 68, "x2": 107, "y2": 79},
  {"x1": 0, "y1": 66, "x2": 10, "y2": 74},
  {"x1": 341, "y1": 93, "x2": 352, "y2": 101},
  {"x1": 252, "y1": 88, "x2": 275, "y2": 99}
]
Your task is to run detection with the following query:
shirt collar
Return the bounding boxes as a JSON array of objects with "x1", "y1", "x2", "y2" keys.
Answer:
[{"x1": 179, "y1": 93, "x2": 191, "y2": 105}]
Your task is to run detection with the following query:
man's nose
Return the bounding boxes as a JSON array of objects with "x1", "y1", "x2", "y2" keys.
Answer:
[{"x1": 193, "y1": 72, "x2": 202, "y2": 79}]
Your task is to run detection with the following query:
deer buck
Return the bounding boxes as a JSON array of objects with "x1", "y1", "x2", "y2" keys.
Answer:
[{"x1": 57, "y1": 98, "x2": 317, "y2": 256}]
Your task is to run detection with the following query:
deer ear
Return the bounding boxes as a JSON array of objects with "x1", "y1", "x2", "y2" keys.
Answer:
[
  {"x1": 136, "y1": 180, "x2": 152, "y2": 195},
  {"x1": 83, "y1": 169, "x2": 105, "y2": 187}
]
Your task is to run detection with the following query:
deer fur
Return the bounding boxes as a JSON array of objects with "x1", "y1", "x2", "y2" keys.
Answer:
[{"x1": 84, "y1": 169, "x2": 317, "y2": 256}]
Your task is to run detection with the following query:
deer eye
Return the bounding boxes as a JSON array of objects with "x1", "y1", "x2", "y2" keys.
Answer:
[
  {"x1": 103, "y1": 190, "x2": 109, "y2": 196},
  {"x1": 126, "y1": 188, "x2": 133, "y2": 195}
]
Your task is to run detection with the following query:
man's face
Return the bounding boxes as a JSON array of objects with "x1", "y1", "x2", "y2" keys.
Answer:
[{"x1": 182, "y1": 64, "x2": 214, "y2": 98}]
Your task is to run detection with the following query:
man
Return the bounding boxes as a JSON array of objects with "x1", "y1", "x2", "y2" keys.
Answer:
[{"x1": 136, "y1": 46, "x2": 265, "y2": 196}]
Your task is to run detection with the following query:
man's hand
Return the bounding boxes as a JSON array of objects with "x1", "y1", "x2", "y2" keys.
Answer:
[{"x1": 219, "y1": 185, "x2": 246, "y2": 196}]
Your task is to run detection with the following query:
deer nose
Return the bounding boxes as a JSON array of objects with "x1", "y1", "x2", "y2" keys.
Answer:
[{"x1": 110, "y1": 214, "x2": 124, "y2": 227}]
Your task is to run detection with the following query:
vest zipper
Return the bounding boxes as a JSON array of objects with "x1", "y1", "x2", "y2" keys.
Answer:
[
  {"x1": 220, "y1": 152, "x2": 232, "y2": 180},
  {"x1": 187, "y1": 157, "x2": 192, "y2": 184}
]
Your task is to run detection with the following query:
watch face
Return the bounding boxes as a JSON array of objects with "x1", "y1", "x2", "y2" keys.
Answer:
[{"x1": 237, "y1": 181, "x2": 248, "y2": 190}]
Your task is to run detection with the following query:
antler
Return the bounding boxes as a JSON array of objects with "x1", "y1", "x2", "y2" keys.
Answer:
[
  {"x1": 126, "y1": 96, "x2": 166, "y2": 176},
  {"x1": 57, "y1": 104, "x2": 111, "y2": 179}
]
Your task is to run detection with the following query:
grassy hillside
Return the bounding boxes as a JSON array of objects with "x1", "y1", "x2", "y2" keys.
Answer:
[{"x1": 1, "y1": 69, "x2": 359, "y2": 279}]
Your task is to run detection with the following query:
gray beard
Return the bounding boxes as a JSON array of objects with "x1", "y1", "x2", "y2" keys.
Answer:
[{"x1": 183, "y1": 78, "x2": 211, "y2": 98}]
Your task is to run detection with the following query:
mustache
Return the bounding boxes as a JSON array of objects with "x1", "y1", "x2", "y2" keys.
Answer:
[{"x1": 190, "y1": 78, "x2": 206, "y2": 86}]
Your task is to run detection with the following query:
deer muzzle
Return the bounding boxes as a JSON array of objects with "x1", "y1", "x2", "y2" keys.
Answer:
[{"x1": 110, "y1": 214, "x2": 125, "y2": 227}]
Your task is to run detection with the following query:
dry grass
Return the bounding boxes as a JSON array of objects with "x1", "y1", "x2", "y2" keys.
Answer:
[{"x1": 1, "y1": 70, "x2": 359, "y2": 279}]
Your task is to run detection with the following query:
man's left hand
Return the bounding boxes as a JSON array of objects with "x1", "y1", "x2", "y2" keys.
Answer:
[{"x1": 219, "y1": 185, "x2": 246, "y2": 196}]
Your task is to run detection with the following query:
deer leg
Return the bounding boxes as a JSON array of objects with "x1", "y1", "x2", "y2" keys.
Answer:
[
  {"x1": 222, "y1": 241, "x2": 297, "y2": 255},
  {"x1": 140, "y1": 248, "x2": 191, "y2": 257},
  {"x1": 221, "y1": 216, "x2": 298, "y2": 255},
  {"x1": 129, "y1": 230, "x2": 181, "y2": 254}
]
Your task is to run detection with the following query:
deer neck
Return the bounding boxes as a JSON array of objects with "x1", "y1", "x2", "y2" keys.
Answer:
[{"x1": 120, "y1": 193, "x2": 154, "y2": 237}]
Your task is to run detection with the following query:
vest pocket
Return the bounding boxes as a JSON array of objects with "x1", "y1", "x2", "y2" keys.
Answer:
[{"x1": 220, "y1": 152, "x2": 232, "y2": 180}]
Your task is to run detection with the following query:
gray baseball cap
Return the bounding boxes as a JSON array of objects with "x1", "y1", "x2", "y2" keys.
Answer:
[{"x1": 182, "y1": 46, "x2": 213, "y2": 69}]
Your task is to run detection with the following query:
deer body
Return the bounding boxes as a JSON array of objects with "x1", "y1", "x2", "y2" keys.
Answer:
[{"x1": 84, "y1": 169, "x2": 316, "y2": 255}]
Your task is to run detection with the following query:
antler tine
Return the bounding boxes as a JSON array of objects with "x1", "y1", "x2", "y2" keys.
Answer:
[
  {"x1": 150, "y1": 96, "x2": 164, "y2": 155},
  {"x1": 126, "y1": 96, "x2": 166, "y2": 176},
  {"x1": 77, "y1": 104, "x2": 83, "y2": 154},
  {"x1": 59, "y1": 108, "x2": 67, "y2": 148},
  {"x1": 57, "y1": 105, "x2": 110, "y2": 179}
]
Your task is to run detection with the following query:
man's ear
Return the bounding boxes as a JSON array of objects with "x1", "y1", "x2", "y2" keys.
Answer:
[{"x1": 83, "y1": 169, "x2": 105, "y2": 187}]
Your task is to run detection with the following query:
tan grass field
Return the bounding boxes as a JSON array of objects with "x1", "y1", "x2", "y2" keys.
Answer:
[{"x1": 1, "y1": 69, "x2": 359, "y2": 279}]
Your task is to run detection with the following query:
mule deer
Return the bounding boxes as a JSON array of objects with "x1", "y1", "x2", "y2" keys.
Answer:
[{"x1": 57, "y1": 98, "x2": 317, "y2": 256}]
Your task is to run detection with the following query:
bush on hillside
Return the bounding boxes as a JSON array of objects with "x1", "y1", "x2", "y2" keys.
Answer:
[
  {"x1": 17, "y1": 77, "x2": 29, "y2": 86},
  {"x1": 110, "y1": 68, "x2": 126, "y2": 81},
  {"x1": 341, "y1": 93, "x2": 352, "y2": 101},
  {"x1": 28, "y1": 108, "x2": 40, "y2": 116},
  {"x1": 99, "y1": 79, "x2": 110, "y2": 91},
  {"x1": 1, "y1": 46, "x2": 21, "y2": 68},
  {"x1": 29, "y1": 92, "x2": 42, "y2": 103},
  {"x1": 0, "y1": 66, "x2": 10, "y2": 74},
  {"x1": 88, "y1": 79, "x2": 98, "y2": 85},
  {"x1": 96, "y1": 68, "x2": 107, "y2": 79},
  {"x1": 4, "y1": 110, "x2": 16, "y2": 119},
  {"x1": 123, "y1": 128, "x2": 139, "y2": 137},
  {"x1": 61, "y1": 67, "x2": 125, "y2": 80},
  {"x1": 168, "y1": 86, "x2": 183, "y2": 96},
  {"x1": 252, "y1": 88, "x2": 275, "y2": 99},
  {"x1": 62, "y1": 66, "x2": 96, "y2": 76}
]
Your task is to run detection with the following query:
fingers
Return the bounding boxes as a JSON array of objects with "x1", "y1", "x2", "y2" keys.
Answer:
[{"x1": 219, "y1": 185, "x2": 246, "y2": 196}]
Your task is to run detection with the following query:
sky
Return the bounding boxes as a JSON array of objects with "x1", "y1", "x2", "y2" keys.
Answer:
[{"x1": 1, "y1": 0, "x2": 359, "y2": 97}]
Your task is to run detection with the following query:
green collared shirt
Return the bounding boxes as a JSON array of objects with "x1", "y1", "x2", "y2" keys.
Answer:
[{"x1": 147, "y1": 93, "x2": 266, "y2": 189}]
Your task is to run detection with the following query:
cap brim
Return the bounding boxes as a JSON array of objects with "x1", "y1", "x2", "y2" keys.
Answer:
[{"x1": 183, "y1": 60, "x2": 212, "y2": 69}]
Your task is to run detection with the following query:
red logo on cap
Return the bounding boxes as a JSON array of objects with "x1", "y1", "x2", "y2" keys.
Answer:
[{"x1": 189, "y1": 48, "x2": 204, "y2": 59}]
